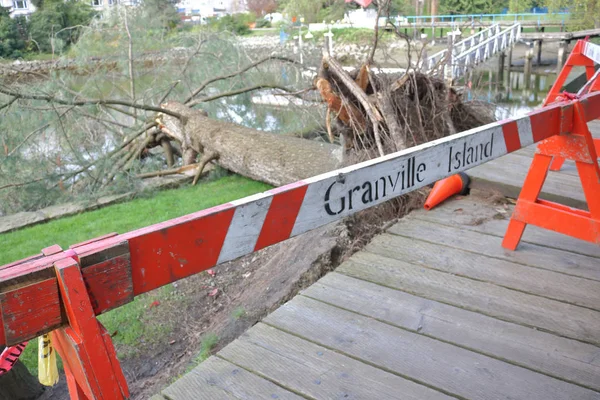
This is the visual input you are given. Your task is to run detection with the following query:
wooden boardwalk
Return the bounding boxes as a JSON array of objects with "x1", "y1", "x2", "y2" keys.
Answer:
[
  {"x1": 468, "y1": 120, "x2": 600, "y2": 209},
  {"x1": 154, "y1": 125, "x2": 600, "y2": 400}
]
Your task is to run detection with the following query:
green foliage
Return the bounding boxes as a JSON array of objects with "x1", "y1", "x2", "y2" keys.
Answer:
[
  {"x1": 543, "y1": 0, "x2": 599, "y2": 28},
  {"x1": 207, "y1": 13, "x2": 255, "y2": 35},
  {"x1": 255, "y1": 17, "x2": 272, "y2": 28},
  {"x1": 441, "y1": 0, "x2": 494, "y2": 14},
  {"x1": 507, "y1": 0, "x2": 534, "y2": 12},
  {"x1": 28, "y1": 0, "x2": 96, "y2": 53},
  {"x1": 0, "y1": 7, "x2": 26, "y2": 58},
  {"x1": 140, "y1": 0, "x2": 181, "y2": 30},
  {"x1": 193, "y1": 334, "x2": 219, "y2": 365},
  {"x1": 231, "y1": 307, "x2": 246, "y2": 320},
  {"x1": 279, "y1": 0, "x2": 349, "y2": 23},
  {"x1": 389, "y1": 0, "x2": 411, "y2": 14}
]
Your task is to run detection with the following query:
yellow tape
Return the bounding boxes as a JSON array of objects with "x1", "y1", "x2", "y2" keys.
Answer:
[{"x1": 38, "y1": 334, "x2": 59, "y2": 386}]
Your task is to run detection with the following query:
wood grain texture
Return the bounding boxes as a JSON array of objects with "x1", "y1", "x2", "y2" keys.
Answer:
[
  {"x1": 264, "y1": 296, "x2": 600, "y2": 400},
  {"x1": 338, "y1": 252, "x2": 600, "y2": 345},
  {"x1": 0, "y1": 278, "x2": 61, "y2": 346},
  {"x1": 468, "y1": 158, "x2": 586, "y2": 208},
  {"x1": 388, "y1": 218, "x2": 600, "y2": 281},
  {"x1": 219, "y1": 322, "x2": 454, "y2": 400},
  {"x1": 366, "y1": 233, "x2": 600, "y2": 310},
  {"x1": 303, "y1": 273, "x2": 600, "y2": 391},
  {"x1": 409, "y1": 198, "x2": 600, "y2": 257},
  {"x1": 468, "y1": 120, "x2": 600, "y2": 207},
  {"x1": 82, "y1": 254, "x2": 133, "y2": 316},
  {"x1": 162, "y1": 356, "x2": 303, "y2": 400}
]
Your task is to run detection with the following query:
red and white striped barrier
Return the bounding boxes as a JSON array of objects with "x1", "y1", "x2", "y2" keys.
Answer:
[
  {"x1": 583, "y1": 41, "x2": 600, "y2": 64},
  {"x1": 2, "y1": 93, "x2": 594, "y2": 293}
]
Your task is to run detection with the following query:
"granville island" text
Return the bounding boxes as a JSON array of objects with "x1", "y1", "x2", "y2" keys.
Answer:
[{"x1": 322, "y1": 133, "x2": 496, "y2": 216}]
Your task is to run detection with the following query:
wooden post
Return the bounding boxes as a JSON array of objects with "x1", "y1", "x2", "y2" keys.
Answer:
[
  {"x1": 534, "y1": 40, "x2": 542, "y2": 66},
  {"x1": 557, "y1": 41, "x2": 567, "y2": 72},
  {"x1": 524, "y1": 49, "x2": 533, "y2": 89},
  {"x1": 498, "y1": 51, "x2": 506, "y2": 83}
]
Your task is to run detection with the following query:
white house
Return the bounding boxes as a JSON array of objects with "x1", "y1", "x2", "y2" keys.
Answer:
[
  {"x1": 0, "y1": 0, "x2": 35, "y2": 16},
  {"x1": 177, "y1": 0, "x2": 246, "y2": 19},
  {"x1": 1, "y1": 0, "x2": 244, "y2": 18}
]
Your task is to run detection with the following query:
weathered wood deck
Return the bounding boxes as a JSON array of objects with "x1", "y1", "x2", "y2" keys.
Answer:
[
  {"x1": 468, "y1": 120, "x2": 600, "y2": 209},
  {"x1": 154, "y1": 123, "x2": 600, "y2": 400}
]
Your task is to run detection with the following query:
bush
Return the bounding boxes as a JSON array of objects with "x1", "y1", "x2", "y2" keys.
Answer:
[
  {"x1": 208, "y1": 13, "x2": 255, "y2": 35},
  {"x1": 255, "y1": 17, "x2": 271, "y2": 28},
  {"x1": 0, "y1": 7, "x2": 26, "y2": 58},
  {"x1": 28, "y1": 0, "x2": 96, "y2": 53}
]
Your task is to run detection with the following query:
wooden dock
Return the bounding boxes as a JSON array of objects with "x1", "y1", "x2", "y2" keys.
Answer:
[
  {"x1": 154, "y1": 124, "x2": 600, "y2": 400},
  {"x1": 468, "y1": 120, "x2": 600, "y2": 209}
]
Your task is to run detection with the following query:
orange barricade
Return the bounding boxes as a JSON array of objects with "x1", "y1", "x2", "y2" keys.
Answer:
[
  {"x1": 502, "y1": 39, "x2": 600, "y2": 250},
  {"x1": 543, "y1": 39, "x2": 600, "y2": 171}
]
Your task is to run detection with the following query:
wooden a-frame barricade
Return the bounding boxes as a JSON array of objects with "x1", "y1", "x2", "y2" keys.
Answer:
[{"x1": 502, "y1": 39, "x2": 600, "y2": 249}]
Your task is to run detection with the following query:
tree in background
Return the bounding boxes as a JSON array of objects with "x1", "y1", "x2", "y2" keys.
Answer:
[
  {"x1": 28, "y1": 0, "x2": 96, "y2": 53},
  {"x1": 0, "y1": 6, "x2": 26, "y2": 58},
  {"x1": 278, "y1": 0, "x2": 355, "y2": 23},
  {"x1": 544, "y1": 0, "x2": 598, "y2": 27},
  {"x1": 247, "y1": 0, "x2": 278, "y2": 16},
  {"x1": 140, "y1": 0, "x2": 181, "y2": 30},
  {"x1": 440, "y1": 0, "x2": 494, "y2": 14}
]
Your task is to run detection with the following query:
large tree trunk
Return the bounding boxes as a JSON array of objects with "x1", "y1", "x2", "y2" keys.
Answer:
[
  {"x1": 0, "y1": 352, "x2": 44, "y2": 400},
  {"x1": 158, "y1": 102, "x2": 343, "y2": 187}
]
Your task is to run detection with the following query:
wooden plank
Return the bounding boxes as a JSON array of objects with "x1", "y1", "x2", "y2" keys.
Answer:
[
  {"x1": 473, "y1": 120, "x2": 600, "y2": 202},
  {"x1": 339, "y1": 252, "x2": 600, "y2": 345},
  {"x1": 498, "y1": 152, "x2": 581, "y2": 176},
  {"x1": 409, "y1": 198, "x2": 600, "y2": 258},
  {"x1": 387, "y1": 218, "x2": 600, "y2": 281},
  {"x1": 468, "y1": 158, "x2": 587, "y2": 208},
  {"x1": 303, "y1": 273, "x2": 600, "y2": 391},
  {"x1": 264, "y1": 295, "x2": 600, "y2": 400},
  {"x1": 162, "y1": 356, "x2": 303, "y2": 400},
  {"x1": 219, "y1": 323, "x2": 453, "y2": 400},
  {"x1": 0, "y1": 278, "x2": 62, "y2": 346},
  {"x1": 366, "y1": 233, "x2": 600, "y2": 310},
  {"x1": 81, "y1": 254, "x2": 133, "y2": 316}
]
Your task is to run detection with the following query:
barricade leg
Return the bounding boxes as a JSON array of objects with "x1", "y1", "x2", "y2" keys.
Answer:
[
  {"x1": 51, "y1": 258, "x2": 129, "y2": 400},
  {"x1": 502, "y1": 153, "x2": 552, "y2": 250},
  {"x1": 503, "y1": 101, "x2": 600, "y2": 249}
]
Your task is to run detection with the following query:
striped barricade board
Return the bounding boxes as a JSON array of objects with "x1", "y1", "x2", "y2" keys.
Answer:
[{"x1": 0, "y1": 87, "x2": 599, "y2": 348}]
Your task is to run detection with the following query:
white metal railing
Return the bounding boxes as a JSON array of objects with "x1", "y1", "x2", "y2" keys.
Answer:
[
  {"x1": 426, "y1": 24, "x2": 501, "y2": 71},
  {"x1": 425, "y1": 23, "x2": 521, "y2": 81}
]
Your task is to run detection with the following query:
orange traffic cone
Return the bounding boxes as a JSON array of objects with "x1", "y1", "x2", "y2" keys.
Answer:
[{"x1": 424, "y1": 172, "x2": 470, "y2": 210}]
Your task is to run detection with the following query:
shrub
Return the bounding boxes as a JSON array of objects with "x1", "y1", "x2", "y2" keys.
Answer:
[{"x1": 0, "y1": 7, "x2": 26, "y2": 58}]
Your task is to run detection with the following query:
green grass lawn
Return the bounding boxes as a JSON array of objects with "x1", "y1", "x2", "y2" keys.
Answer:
[{"x1": 1, "y1": 174, "x2": 272, "y2": 373}]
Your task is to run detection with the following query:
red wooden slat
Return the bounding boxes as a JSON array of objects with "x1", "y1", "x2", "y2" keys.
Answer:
[
  {"x1": 254, "y1": 183, "x2": 308, "y2": 251},
  {"x1": 529, "y1": 103, "x2": 563, "y2": 142},
  {"x1": 501, "y1": 120, "x2": 522, "y2": 153},
  {"x1": 82, "y1": 254, "x2": 133, "y2": 315},
  {"x1": 128, "y1": 206, "x2": 236, "y2": 295},
  {"x1": 0, "y1": 279, "x2": 62, "y2": 346}
]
